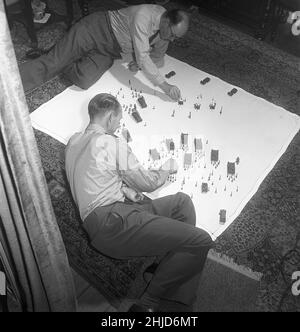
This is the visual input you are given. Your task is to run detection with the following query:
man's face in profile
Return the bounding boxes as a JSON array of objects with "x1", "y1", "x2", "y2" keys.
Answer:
[
  {"x1": 108, "y1": 107, "x2": 123, "y2": 134},
  {"x1": 159, "y1": 15, "x2": 189, "y2": 42}
]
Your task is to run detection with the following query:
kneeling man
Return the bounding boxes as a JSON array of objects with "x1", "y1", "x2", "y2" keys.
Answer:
[{"x1": 20, "y1": 5, "x2": 189, "y2": 101}]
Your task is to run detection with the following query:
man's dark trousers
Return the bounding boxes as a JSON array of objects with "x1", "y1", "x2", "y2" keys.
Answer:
[
  {"x1": 83, "y1": 192, "x2": 214, "y2": 306},
  {"x1": 19, "y1": 11, "x2": 122, "y2": 92}
]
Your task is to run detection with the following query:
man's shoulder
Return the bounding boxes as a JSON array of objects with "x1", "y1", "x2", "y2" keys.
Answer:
[
  {"x1": 93, "y1": 132, "x2": 123, "y2": 150},
  {"x1": 66, "y1": 131, "x2": 83, "y2": 146},
  {"x1": 134, "y1": 4, "x2": 166, "y2": 16},
  {"x1": 96, "y1": 132, "x2": 119, "y2": 141},
  {"x1": 67, "y1": 131, "x2": 114, "y2": 146}
]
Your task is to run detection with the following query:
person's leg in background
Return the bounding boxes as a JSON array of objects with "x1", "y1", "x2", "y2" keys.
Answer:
[
  {"x1": 63, "y1": 11, "x2": 122, "y2": 90},
  {"x1": 19, "y1": 15, "x2": 97, "y2": 92},
  {"x1": 63, "y1": 49, "x2": 114, "y2": 89}
]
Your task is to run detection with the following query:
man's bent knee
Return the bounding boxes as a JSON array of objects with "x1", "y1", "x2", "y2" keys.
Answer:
[
  {"x1": 196, "y1": 229, "x2": 214, "y2": 249},
  {"x1": 63, "y1": 55, "x2": 113, "y2": 90},
  {"x1": 186, "y1": 227, "x2": 214, "y2": 252},
  {"x1": 175, "y1": 192, "x2": 196, "y2": 225},
  {"x1": 175, "y1": 192, "x2": 194, "y2": 208}
]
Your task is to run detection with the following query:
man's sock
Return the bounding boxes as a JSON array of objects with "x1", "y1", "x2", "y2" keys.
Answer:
[{"x1": 139, "y1": 292, "x2": 160, "y2": 310}]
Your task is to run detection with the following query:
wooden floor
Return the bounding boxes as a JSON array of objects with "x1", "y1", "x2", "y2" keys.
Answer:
[
  {"x1": 71, "y1": 256, "x2": 260, "y2": 312},
  {"x1": 72, "y1": 269, "x2": 117, "y2": 312}
]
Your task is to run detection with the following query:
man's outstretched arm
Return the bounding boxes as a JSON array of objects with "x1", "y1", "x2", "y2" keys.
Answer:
[
  {"x1": 130, "y1": 11, "x2": 181, "y2": 100},
  {"x1": 116, "y1": 138, "x2": 175, "y2": 193}
]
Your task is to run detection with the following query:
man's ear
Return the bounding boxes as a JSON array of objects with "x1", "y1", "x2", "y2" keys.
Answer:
[
  {"x1": 162, "y1": 16, "x2": 170, "y2": 25},
  {"x1": 107, "y1": 111, "x2": 113, "y2": 125},
  {"x1": 108, "y1": 110, "x2": 117, "y2": 125},
  {"x1": 160, "y1": 14, "x2": 169, "y2": 28}
]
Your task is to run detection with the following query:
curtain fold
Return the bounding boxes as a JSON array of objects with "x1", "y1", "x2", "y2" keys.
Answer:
[{"x1": 0, "y1": 0, "x2": 77, "y2": 311}]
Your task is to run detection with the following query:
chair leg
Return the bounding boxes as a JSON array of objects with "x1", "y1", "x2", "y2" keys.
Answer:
[
  {"x1": 0, "y1": 270, "x2": 8, "y2": 312},
  {"x1": 65, "y1": 0, "x2": 74, "y2": 27},
  {"x1": 23, "y1": 0, "x2": 38, "y2": 48},
  {"x1": 78, "y1": 0, "x2": 89, "y2": 17}
]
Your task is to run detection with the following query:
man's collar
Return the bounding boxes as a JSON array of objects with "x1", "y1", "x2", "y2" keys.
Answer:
[{"x1": 85, "y1": 123, "x2": 107, "y2": 134}]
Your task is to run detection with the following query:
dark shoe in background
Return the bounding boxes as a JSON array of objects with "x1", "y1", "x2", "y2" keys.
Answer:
[
  {"x1": 25, "y1": 48, "x2": 47, "y2": 59},
  {"x1": 128, "y1": 303, "x2": 156, "y2": 312},
  {"x1": 158, "y1": 299, "x2": 194, "y2": 312}
]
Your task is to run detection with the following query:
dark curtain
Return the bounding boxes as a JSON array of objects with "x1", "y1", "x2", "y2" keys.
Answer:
[{"x1": 0, "y1": 0, "x2": 77, "y2": 311}]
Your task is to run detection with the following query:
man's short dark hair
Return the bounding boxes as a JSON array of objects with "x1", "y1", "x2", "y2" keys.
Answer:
[
  {"x1": 165, "y1": 9, "x2": 188, "y2": 26},
  {"x1": 88, "y1": 93, "x2": 121, "y2": 120}
]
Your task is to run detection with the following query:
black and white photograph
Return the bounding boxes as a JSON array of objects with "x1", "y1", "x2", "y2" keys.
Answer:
[{"x1": 0, "y1": 0, "x2": 299, "y2": 315}]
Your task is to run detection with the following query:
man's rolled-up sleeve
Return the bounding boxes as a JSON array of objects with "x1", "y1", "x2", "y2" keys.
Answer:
[
  {"x1": 117, "y1": 138, "x2": 169, "y2": 192},
  {"x1": 130, "y1": 14, "x2": 166, "y2": 86}
]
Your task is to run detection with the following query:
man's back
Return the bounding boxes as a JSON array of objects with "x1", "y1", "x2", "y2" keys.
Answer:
[
  {"x1": 65, "y1": 124, "x2": 124, "y2": 221},
  {"x1": 109, "y1": 4, "x2": 165, "y2": 37},
  {"x1": 109, "y1": 4, "x2": 167, "y2": 83}
]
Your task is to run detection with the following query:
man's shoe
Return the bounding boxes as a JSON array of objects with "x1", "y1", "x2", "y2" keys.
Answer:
[
  {"x1": 128, "y1": 303, "x2": 156, "y2": 312},
  {"x1": 158, "y1": 299, "x2": 193, "y2": 312},
  {"x1": 25, "y1": 48, "x2": 47, "y2": 60}
]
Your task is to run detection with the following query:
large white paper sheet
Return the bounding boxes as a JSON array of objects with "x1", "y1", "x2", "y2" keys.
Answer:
[{"x1": 30, "y1": 55, "x2": 300, "y2": 239}]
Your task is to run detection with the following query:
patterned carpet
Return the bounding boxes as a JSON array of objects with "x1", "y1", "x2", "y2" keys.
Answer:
[
  {"x1": 167, "y1": 11, "x2": 300, "y2": 312},
  {"x1": 9, "y1": 0, "x2": 300, "y2": 311}
]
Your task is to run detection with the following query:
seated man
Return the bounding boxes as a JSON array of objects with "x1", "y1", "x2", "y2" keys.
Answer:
[
  {"x1": 65, "y1": 93, "x2": 213, "y2": 312},
  {"x1": 19, "y1": 4, "x2": 190, "y2": 101}
]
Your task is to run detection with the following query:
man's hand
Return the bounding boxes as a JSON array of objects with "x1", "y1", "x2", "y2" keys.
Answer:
[
  {"x1": 121, "y1": 186, "x2": 143, "y2": 202},
  {"x1": 128, "y1": 61, "x2": 140, "y2": 73},
  {"x1": 160, "y1": 158, "x2": 178, "y2": 174},
  {"x1": 168, "y1": 85, "x2": 181, "y2": 101},
  {"x1": 159, "y1": 81, "x2": 181, "y2": 101}
]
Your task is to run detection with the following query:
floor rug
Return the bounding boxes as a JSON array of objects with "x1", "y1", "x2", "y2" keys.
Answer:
[
  {"x1": 30, "y1": 55, "x2": 300, "y2": 241},
  {"x1": 10, "y1": 0, "x2": 300, "y2": 311}
]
